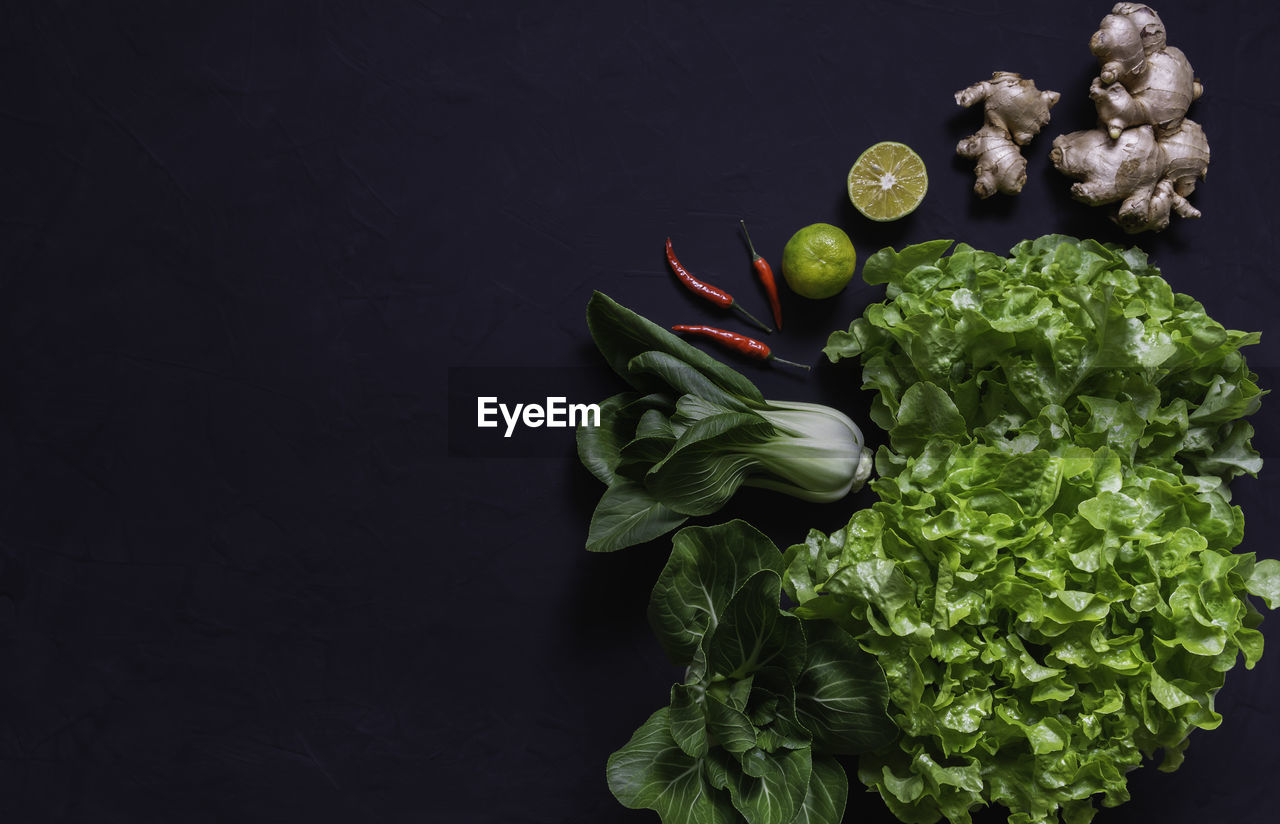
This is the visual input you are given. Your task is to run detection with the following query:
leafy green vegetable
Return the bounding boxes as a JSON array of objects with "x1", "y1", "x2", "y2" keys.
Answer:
[
  {"x1": 824, "y1": 235, "x2": 1264, "y2": 492},
  {"x1": 802, "y1": 235, "x2": 1272, "y2": 824},
  {"x1": 579, "y1": 293, "x2": 873, "y2": 552},
  {"x1": 786, "y1": 442, "x2": 1271, "y2": 824},
  {"x1": 608, "y1": 520, "x2": 896, "y2": 824}
]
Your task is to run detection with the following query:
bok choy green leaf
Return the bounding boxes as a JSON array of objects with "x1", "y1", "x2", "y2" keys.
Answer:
[
  {"x1": 579, "y1": 292, "x2": 873, "y2": 552},
  {"x1": 608, "y1": 521, "x2": 896, "y2": 824}
]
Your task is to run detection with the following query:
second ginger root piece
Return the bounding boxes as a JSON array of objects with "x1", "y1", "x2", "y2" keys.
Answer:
[
  {"x1": 1051, "y1": 3, "x2": 1209, "y2": 233},
  {"x1": 955, "y1": 72, "x2": 1060, "y2": 198}
]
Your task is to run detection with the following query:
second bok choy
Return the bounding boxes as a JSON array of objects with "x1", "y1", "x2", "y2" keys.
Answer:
[{"x1": 579, "y1": 292, "x2": 873, "y2": 552}]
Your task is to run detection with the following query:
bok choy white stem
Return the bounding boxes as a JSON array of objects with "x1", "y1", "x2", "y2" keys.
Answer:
[{"x1": 578, "y1": 292, "x2": 872, "y2": 552}]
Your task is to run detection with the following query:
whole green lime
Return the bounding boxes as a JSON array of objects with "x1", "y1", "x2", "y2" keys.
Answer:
[{"x1": 780, "y1": 223, "x2": 857, "y2": 299}]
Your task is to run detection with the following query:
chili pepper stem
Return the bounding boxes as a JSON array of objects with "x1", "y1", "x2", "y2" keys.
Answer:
[
  {"x1": 732, "y1": 303, "x2": 773, "y2": 334},
  {"x1": 769, "y1": 356, "x2": 812, "y2": 371},
  {"x1": 739, "y1": 220, "x2": 762, "y2": 261}
]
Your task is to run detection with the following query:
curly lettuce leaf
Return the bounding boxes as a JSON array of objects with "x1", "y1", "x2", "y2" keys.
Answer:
[
  {"x1": 814, "y1": 236, "x2": 1269, "y2": 824},
  {"x1": 826, "y1": 236, "x2": 1265, "y2": 488},
  {"x1": 1248, "y1": 559, "x2": 1280, "y2": 609},
  {"x1": 793, "y1": 441, "x2": 1266, "y2": 824}
]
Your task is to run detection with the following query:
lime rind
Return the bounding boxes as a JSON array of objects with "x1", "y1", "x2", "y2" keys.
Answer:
[
  {"x1": 848, "y1": 141, "x2": 928, "y2": 222},
  {"x1": 780, "y1": 223, "x2": 857, "y2": 300}
]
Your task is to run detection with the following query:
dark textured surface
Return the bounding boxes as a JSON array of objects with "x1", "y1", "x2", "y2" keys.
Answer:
[{"x1": 1, "y1": 1, "x2": 1278, "y2": 821}]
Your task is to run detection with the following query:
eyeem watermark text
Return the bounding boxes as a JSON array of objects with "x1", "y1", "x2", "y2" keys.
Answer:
[
  {"x1": 477, "y1": 396, "x2": 601, "y2": 438},
  {"x1": 448, "y1": 367, "x2": 613, "y2": 457}
]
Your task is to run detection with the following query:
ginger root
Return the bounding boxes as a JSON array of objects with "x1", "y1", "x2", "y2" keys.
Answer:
[
  {"x1": 955, "y1": 72, "x2": 1059, "y2": 198},
  {"x1": 1052, "y1": 3, "x2": 1209, "y2": 232}
]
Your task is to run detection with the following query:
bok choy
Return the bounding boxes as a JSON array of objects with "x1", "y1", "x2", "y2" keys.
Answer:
[{"x1": 579, "y1": 292, "x2": 872, "y2": 552}]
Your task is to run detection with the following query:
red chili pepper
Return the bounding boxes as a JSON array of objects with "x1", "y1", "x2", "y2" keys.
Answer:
[
  {"x1": 739, "y1": 220, "x2": 782, "y2": 331},
  {"x1": 671, "y1": 325, "x2": 810, "y2": 371},
  {"x1": 665, "y1": 238, "x2": 773, "y2": 334}
]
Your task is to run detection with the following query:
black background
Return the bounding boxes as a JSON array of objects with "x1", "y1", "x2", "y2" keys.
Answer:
[{"x1": 3, "y1": 1, "x2": 1279, "y2": 822}]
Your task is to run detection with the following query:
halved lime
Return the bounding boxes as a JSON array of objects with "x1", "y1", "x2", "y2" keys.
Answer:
[{"x1": 847, "y1": 141, "x2": 928, "y2": 221}]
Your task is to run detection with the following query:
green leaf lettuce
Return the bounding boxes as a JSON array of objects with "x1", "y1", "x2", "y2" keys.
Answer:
[{"x1": 806, "y1": 236, "x2": 1272, "y2": 824}]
